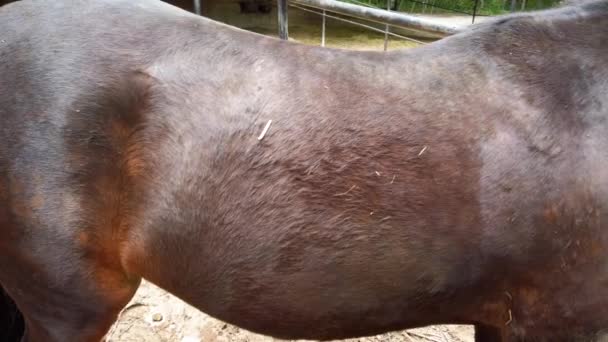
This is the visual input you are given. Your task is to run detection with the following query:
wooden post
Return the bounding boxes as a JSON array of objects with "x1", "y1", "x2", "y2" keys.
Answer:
[
  {"x1": 194, "y1": 0, "x2": 201, "y2": 15},
  {"x1": 278, "y1": 0, "x2": 289, "y2": 40}
]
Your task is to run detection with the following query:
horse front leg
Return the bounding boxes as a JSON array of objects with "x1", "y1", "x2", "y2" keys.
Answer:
[
  {"x1": 0, "y1": 237, "x2": 141, "y2": 342},
  {"x1": 475, "y1": 324, "x2": 508, "y2": 342}
]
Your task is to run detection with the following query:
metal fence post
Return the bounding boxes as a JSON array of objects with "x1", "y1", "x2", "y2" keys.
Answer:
[
  {"x1": 321, "y1": 9, "x2": 327, "y2": 47},
  {"x1": 278, "y1": 0, "x2": 289, "y2": 40},
  {"x1": 472, "y1": 0, "x2": 479, "y2": 23},
  {"x1": 194, "y1": 0, "x2": 201, "y2": 15},
  {"x1": 383, "y1": 0, "x2": 391, "y2": 51}
]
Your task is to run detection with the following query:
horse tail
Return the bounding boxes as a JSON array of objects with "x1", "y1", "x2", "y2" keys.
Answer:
[{"x1": 0, "y1": 285, "x2": 24, "y2": 341}]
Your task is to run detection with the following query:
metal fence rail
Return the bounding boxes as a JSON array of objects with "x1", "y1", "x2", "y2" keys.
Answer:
[
  {"x1": 284, "y1": 0, "x2": 467, "y2": 51},
  {"x1": 185, "y1": 0, "x2": 457, "y2": 50},
  {"x1": 292, "y1": 0, "x2": 460, "y2": 36},
  {"x1": 290, "y1": 3, "x2": 428, "y2": 47}
]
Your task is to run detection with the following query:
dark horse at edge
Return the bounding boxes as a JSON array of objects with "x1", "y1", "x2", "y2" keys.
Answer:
[{"x1": 1, "y1": 0, "x2": 607, "y2": 341}]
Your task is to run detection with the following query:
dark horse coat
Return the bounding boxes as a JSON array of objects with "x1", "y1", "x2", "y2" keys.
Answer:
[{"x1": 1, "y1": 0, "x2": 607, "y2": 341}]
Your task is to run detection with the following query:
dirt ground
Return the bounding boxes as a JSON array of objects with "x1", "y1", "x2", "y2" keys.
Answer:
[{"x1": 104, "y1": 281, "x2": 474, "y2": 342}]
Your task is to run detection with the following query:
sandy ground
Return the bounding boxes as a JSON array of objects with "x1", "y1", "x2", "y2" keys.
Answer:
[{"x1": 105, "y1": 281, "x2": 474, "y2": 342}]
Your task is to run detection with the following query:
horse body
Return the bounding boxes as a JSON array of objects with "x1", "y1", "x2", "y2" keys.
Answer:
[{"x1": 0, "y1": 0, "x2": 607, "y2": 341}]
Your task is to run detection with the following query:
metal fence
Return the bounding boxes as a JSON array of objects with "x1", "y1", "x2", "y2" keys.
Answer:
[
  {"x1": 187, "y1": 0, "x2": 463, "y2": 51},
  {"x1": 347, "y1": 0, "x2": 484, "y2": 22},
  {"x1": 280, "y1": 0, "x2": 465, "y2": 51},
  {"x1": 290, "y1": 2, "x2": 429, "y2": 49},
  {"x1": 290, "y1": 4, "x2": 427, "y2": 51}
]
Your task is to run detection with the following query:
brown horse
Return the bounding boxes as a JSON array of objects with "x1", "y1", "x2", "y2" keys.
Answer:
[{"x1": 1, "y1": 0, "x2": 607, "y2": 341}]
